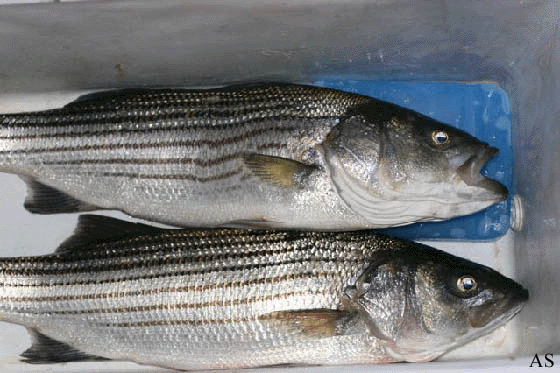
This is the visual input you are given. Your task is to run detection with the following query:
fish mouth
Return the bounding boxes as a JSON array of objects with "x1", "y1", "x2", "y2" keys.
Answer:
[
  {"x1": 469, "y1": 300, "x2": 527, "y2": 329},
  {"x1": 456, "y1": 146, "x2": 508, "y2": 200},
  {"x1": 469, "y1": 285, "x2": 529, "y2": 328}
]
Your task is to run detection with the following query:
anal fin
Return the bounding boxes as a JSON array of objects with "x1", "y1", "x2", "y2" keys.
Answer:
[
  {"x1": 21, "y1": 329, "x2": 109, "y2": 364},
  {"x1": 21, "y1": 177, "x2": 99, "y2": 214}
]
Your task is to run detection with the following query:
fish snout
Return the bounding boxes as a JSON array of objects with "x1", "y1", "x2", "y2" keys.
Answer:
[{"x1": 455, "y1": 145, "x2": 508, "y2": 201}]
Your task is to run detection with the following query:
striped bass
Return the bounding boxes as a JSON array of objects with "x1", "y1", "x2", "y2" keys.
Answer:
[
  {"x1": 0, "y1": 83, "x2": 506, "y2": 230},
  {"x1": 0, "y1": 215, "x2": 527, "y2": 370}
]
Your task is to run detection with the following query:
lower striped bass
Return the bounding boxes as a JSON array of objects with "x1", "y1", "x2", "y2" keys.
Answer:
[
  {"x1": 0, "y1": 83, "x2": 506, "y2": 230},
  {"x1": 0, "y1": 215, "x2": 527, "y2": 370}
]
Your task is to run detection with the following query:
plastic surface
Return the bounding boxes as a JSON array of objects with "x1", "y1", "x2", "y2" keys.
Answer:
[{"x1": 314, "y1": 79, "x2": 513, "y2": 240}]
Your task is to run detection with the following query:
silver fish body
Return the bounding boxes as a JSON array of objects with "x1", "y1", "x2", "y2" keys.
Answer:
[
  {"x1": 0, "y1": 215, "x2": 527, "y2": 370},
  {"x1": 0, "y1": 83, "x2": 507, "y2": 230}
]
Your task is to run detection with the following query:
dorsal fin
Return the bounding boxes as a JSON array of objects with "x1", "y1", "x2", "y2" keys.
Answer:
[
  {"x1": 64, "y1": 84, "x2": 294, "y2": 108},
  {"x1": 21, "y1": 329, "x2": 109, "y2": 364},
  {"x1": 21, "y1": 177, "x2": 99, "y2": 215},
  {"x1": 56, "y1": 214, "x2": 169, "y2": 254},
  {"x1": 64, "y1": 88, "x2": 156, "y2": 108}
]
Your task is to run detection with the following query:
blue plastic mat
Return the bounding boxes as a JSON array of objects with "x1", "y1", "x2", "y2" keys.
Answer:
[{"x1": 313, "y1": 79, "x2": 513, "y2": 241}]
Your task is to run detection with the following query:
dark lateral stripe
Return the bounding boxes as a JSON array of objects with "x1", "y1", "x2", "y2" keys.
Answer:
[
  {"x1": 2, "y1": 239, "x2": 325, "y2": 273},
  {"x1": 106, "y1": 311, "x2": 312, "y2": 328},
  {"x1": 2, "y1": 272, "x2": 337, "y2": 302},
  {"x1": 34, "y1": 289, "x2": 327, "y2": 315},
  {"x1": 257, "y1": 143, "x2": 288, "y2": 151},
  {"x1": 40, "y1": 155, "x2": 240, "y2": 167},
  {"x1": 1, "y1": 257, "x2": 360, "y2": 287},
  {"x1": 97, "y1": 168, "x2": 242, "y2": 181},
  {"x1": 3, "y1": 127, "x2": 298, "y2": 154},
  {"x1": 3, "y1": 242, "x2": 325, "y2": 274},
  {"x1": 1, "y1": 230, "x2": 306, "y2": 266},
  {"x1": 36, "y1": 147, "x2": 284, "y2": 167},
  {"x1": 1, "y1": 233, "x2": 365, "y2": 276},
  {"x1": 0, "y1": 102, "x2": 336, "y2": 138},
  {"x1": 0, "y1": 117, "x2": 298, "y2": 140}
]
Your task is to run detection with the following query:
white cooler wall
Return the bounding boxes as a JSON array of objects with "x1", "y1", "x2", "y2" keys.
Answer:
[{"x1": 510, "y1": 1, "x2": 560, "y2": 356}]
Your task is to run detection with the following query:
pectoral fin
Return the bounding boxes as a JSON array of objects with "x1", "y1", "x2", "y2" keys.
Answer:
[
  {"x1": 21, "y1": 329, "x2": 109, "y2": 364},
  {"x1": 243, "y1": 154, "x2": 316, "y2": 189},
  {"x1": 260, "y1": 309, "x2": 353, "y2": 338},
  {"x1": 21, "y1": 177, "x2": 99, "y2": 214}
]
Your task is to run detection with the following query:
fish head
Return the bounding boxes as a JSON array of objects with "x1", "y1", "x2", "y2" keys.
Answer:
[
  {"x1": 322, "y1": 102, "x2": 508, "y2": 226},
  {"x1": 345, "y1": 245, "x2": 528, "y2": 362}
]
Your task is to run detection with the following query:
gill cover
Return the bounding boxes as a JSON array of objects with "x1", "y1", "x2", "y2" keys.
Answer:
[{"x1": 321, "y1": 115, "x2": 412, "y2": 226}]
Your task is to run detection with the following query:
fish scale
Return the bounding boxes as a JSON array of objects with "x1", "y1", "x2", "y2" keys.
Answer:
[
  {"x1": 0, "y1": 226, "x2": 386, "y2": 369},
  {"x1": 0, "y1": 228, "x2": 367, "y2": 309},
  {"x1": 0, "y1": 85, "x2": 357, "y2": 228}
]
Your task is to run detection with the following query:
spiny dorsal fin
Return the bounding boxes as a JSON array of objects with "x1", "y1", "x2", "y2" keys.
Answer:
[
  {"x1": 64, "y1": 89, "x2": 159, "y2": 108},
  {"x1": 56, "y1": 214, "x2": 169, "y2": 254},
  {"x1": 21, "y1": 329, "x2": 109, "y2": 364},
  {"x1": 65, "y1": 84, "x2": 304, "y2": 108},
  {"x1": 243, "y1": 153, "x2": 316, "y2": 189},
  {"x1": 21, "y1": 177, "x2": 99, "y2": 215}
]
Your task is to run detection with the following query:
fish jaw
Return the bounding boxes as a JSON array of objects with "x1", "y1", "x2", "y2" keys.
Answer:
[
  {"x1": 383, "y1": 302, "x2": 526, "y2": 363},
  {"x1": 454, "y1": 145, "x2": 508, "y2": 202}
]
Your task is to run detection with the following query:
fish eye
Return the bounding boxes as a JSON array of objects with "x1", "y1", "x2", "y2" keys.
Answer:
[
  {"x1": 457, "y1": 275, "x2": 478, "y2": 294},
  {"x1": 431, "y1": 130, "x2": 450, "y2": 146}
]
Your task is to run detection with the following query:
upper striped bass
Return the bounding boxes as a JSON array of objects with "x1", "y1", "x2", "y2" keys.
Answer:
[
  {"x1": 0, "y1": 83, "x2": 507, "y2": 230},
  {"x1": 0, "y1": 215, "x2": 527, "y2": 370}
]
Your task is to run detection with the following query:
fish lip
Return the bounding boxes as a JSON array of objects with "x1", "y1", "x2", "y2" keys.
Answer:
[
  {"x1": 469, "y1": 286, "x2": 529, "y2": 328},
  {"x1": 469, "y1": 300, "x2": 527, "y2": 329},
  {"x1": 456, "y1": 145, "x2": 508, "y2": 200}
]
